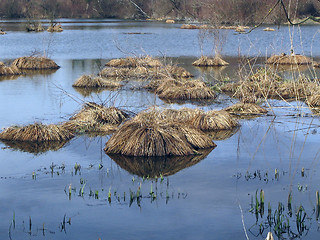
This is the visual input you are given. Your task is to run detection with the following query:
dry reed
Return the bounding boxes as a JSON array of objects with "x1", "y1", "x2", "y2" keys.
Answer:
[
  {"x1": 224, "y1": 102, "x2": 268, "y2": 116},
  {"x1": 190, "y1": 110, "x2": 238, "y2": 131},
  {"x1": 72, "y1": 75, "x2": 122, "y2": 89},
  {"x1": 266, "y1": 53, "x2": 313, "y2": 65},
  {"x1": 104, "y1": 110, "x2": 216, "y2": 157},
  {"x1": 105, "y1": 56, "x2": 162, "y2": 68},
  {"x1": 0, "y1": 123, "x2": 74, "y2": 142},
  {"x1": 0, "y1": 62, "x2": 22, "y2": 76},
  {"x1": 192, "y1": 56, "x2": 229, "y2": 66},
  {"x1": 11, "y1": 57, "x2": 60, "y2": 69}
]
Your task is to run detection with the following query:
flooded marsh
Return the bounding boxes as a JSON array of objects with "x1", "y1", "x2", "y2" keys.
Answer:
[{"x1": 1, "y1": 19, "x2": 320, "y2": 239}]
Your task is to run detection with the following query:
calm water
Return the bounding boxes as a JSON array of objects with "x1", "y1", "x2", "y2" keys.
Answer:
[{"x1": 1, "y1": 19, "x2": 320, "y2": 240}]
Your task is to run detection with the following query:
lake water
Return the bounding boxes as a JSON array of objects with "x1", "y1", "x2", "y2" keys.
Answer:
[{"x1": 1, "y1": 19, "x2": 320, "y2": 240}]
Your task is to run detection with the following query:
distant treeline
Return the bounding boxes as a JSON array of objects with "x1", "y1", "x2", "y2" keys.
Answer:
[{"x1": 0, "y1": 0, "x2": 319, "y2": 24}]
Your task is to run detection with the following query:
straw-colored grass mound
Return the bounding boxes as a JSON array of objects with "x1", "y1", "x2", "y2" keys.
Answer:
[
  {"x1": 181, "y1": 24, "x2": 198, "y2": 29},
  {"x1": 108, "y1": 148, "x2": 212, "y2": 178},
  {"x1": 156, "y1": 78, "x2": 216, "y2": 100},
  {"x1": 105, "y1": 56, "x2": 162, "y2": 68},
  {"x1": 192, "y1": 56, "x2": 229, "y2": 67},
  {"x1": 65, "y1": 102, "x2": 129, "y2": 134},
  {"x1": 104, "y1": 111, "x2": 216, "y2": 156},
  {"x1": 307, "y1": 94, "x2": 320, "y2": 107},
  {"x1": 99, "y1": 64, "x2": 193, "y2": 80},
  {"x1": 263, "y1": 27, "x2": 275, "y2": 31},
  {"x1": 72, "y1": 75, "x2": 121, "y2": 89},
  {"x1": 0, "y1": 62, "x2": 22, "y2": 76},
  {"x1": 220, "y1": 68, "x2": 317, "y2": 100},
  {"x1": 0, "y1": 123, "x2": 74, "y2": 142},
  {"x1": 47, "y1": 23, "x2": 63, "y2": 32},
  {"x1": 0, "y1": 30, "x2": 6, "y2": 35},
  {"x1": 11, "y1": 57, "x2": 60, "y2": 70},
  {"x1": 190, "y1": 110, "x2": 238, "y2": 131},
  {"x1": 266, "y1": 53, "x2": 313, "y2": 65},
  {"x1": 224, "y1": 103, "x2": 268, "y2": 116}
]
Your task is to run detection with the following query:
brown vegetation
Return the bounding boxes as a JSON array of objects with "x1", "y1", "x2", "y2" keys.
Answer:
[
  {"x1": 11, "y1": 57, "x2": 60, "y2": 70},
  {"x1": 64, "y1": 102, "x2": 129, "y2": 134},
  {"x1": 0, "y1": 62, "x2": 22, "y2": 76},
  {"x1": 47, "y1": 23, "x2": 63, "y2": 32},
  {"x1": 224, "y1": 102, "x2": 268, "y2": 116},
  {"x1": 105, "y1": 56, "x2": 162, "y2": 68},
  {"x1": 72, "y1": 75, "x2": 122, "y2": 89},
  {"x1": 266, "y1": 54, "x2": 314, "y2": 65},
  {"x1": 192, "y1": 56, "x2": 229, "y2": 67},
  {"x1": 0, "y1": 123, "x2": 74, "y2": 142},
  {"x1": 104, "y1": 109, "x2": 216, "y2": 157}
]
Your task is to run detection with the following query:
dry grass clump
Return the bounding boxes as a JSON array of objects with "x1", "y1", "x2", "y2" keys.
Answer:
[
  {"x1": 108, "y1": 148, "x2": 212, "y2": 178},
  {"x1": 105, "y1": 56, "x2": 162, "y2": 68},
  {"x1": 65, "y1": 102, "x2": 129, "y2": 134},
  {"x1": 181, "y1": 24, "x2": 198, "y2": 29},
  {"x1": 72, "y1": 75, "x2": 121, "y2": 89},
  {"x1": 0, "y1": 123, "x2": 74, "y2": 142},
  {"x1": 307, "y1": 94, "x2": 320, "y2": 107},
  {"x1": 166, "y1": 19, "x2": 175, "y2": 23},
  {"x1": 190, "y1": 110, "x2": 238, "y2": 131},
  {"x1": 224, "y1": 103, "x2": 268, "y2": 116},
  {"x1": 11, "y1": 56, "x2": 60, "y2": 70},
  {"x1": 156, "y1": 78, "x2": 216, "y2": 100},
  {"x1": 263, "y1": 27, "x2": 275, "y2": 31},
  {"x1": 192, "y1": 56, "x2": 229, "y2": 66},
  {"x1": 0, "y1": 62, "x2": 22, "y2": 76},
  {"x1": 0, "y1": 30, "x2": 7, "y2": 35},
  {"x1": 266, "y1": 53, "x2": 313, "y2": 65},
  {"x1": 161, "y1": 108, "x2": 203, "y2": 122},
  {"x1": 26, "y1": 22, "x2": 44, "y2": 32},
  {"x1": 99, "y1": 64, "x2": 193, "y2": 80},
  {"x1": 47, "y1": 23, "x2": 63, "y2": 32},
  {"x1": 104, "y1": 114, "x2": 216, "y2": 156}
]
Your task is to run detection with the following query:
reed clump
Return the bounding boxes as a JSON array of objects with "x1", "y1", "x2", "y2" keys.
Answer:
[
  {"x1": 0, "y1": 123, "x2": 74, "y2": 142},
  {"x1": 72, "y1": 75, "x2": 122, "y2": 89},
  {"x1": 104, "y1": 109, "x2": 216, "y2": 157},
  {"x1": 47, "y1": 23, "x2": 63, "y2": 32},
  {"x1": 263, "y1": 27, "x2": 275, "y2": 31},
  {"x1": 224, "y1": 102, "x2": 268, "y2": 116},
  {"x1": 11, "y1": 56, "x2": 60, "y2": 70},
  {"x1": 0, "y1": 62, "x2": 22, "y2": 76},
  {"x1": 266, "y1": 53, "x2": 313, "y2": 65},
  {"x1": 99, "y1": 64, "x2": 193, "y2": 80},
  {"x1": 64, "y1": 102, "x2": 129, "y2": 134},
  {"x1": 26, "y1": 22, "x2": 44, "y2": 32},
  {"x1": 192, "y1": 56, "x2": 229, "y2": 67},
  {"x1": 153, "y1": 78, "x2": 216, "y2": 100},
  {"x1": 221, "y1": 68, "x2": 317, "y2": 100},
  {"x1": 190, "y1": 110, "x2": 239, "y2": 131},
  {"x1": 105, "y1": 56, "x2": 162, "y2": 68}
]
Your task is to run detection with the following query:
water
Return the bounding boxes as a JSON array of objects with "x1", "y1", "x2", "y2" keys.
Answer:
[{"x1": 0, "y1": 19, "x2": 320, "y2": 240}]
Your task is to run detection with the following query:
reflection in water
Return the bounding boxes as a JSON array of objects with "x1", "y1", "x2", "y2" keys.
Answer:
[
  {"x1": 206, "y1": 128, "x2": 239, "y2": 140},
  {"x1": 108, "y1": 148, "x2": 213, "y2": 178},
  {"x1": 73, "y1": 87, "x2": 106, "y2": 97},
  {"x1": 0, "y1": 139, "x2": 70, "y2": 155}
]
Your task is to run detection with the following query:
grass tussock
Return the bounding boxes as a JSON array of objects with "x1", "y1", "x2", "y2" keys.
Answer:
[
  {"x1": 11, "y1": 56, "x2": 60, "y2": 70},
  {"x1": 72, "y1": 75, "x2": 122, "y2": 89},
  {"x1": 47, "y1": 23, "x2": 63, "y2": 32},
  {"x1": 99, "y1": 64, "x2": 193, "y2": 80},
  {"x1": 224, "y1": 102, "x2": 268, "y2": 116},
  {"x1": 156, "y1": 78, "x2": 216, "y2": 100},
  {"x1": 220, "y1": 68, "x2": 317, "y2": 101},
  {"x1": 263, "y1": 27, "x2": 275, "y2": 31},
  {"x1": 108, "y1": 148, "x2": 212, "y2": 178},
  {"x1": 0, "y1": 62, "x2": 22, "y2": 76},
  {"x1": 105, "y1": 56, "x2": 162, "y2": 68},
  {"x1": 104, "y1": 110, "x2": 216, "y2": 156},
  {"x1": 65, "y1": 102, "x2": 129, "y2": 134},
  {"x1": 0, "y1": 123, "x2": 74, "y2": 142},
  {"x1": 190, "y1": 110, "x2": 239, "y2": 131},
  {"x1": 192, "y1": 56, "x2": 229, "y2": 67},
  {"x1": 266, "y1": 53, "x2": 313, "y2": 65}
]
